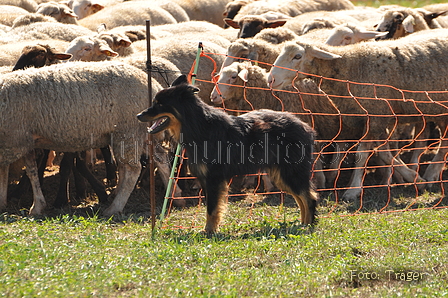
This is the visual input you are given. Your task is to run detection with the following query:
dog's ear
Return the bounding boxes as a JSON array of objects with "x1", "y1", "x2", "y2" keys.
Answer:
[
  {"x1": 171, "y1": 74, "x2": 189, "y2": 87},
  {"x1": 187, "y1": 85, "x2": 200, "y2": 94}
]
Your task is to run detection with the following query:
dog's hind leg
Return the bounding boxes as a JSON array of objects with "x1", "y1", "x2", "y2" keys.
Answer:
[
  {"x1": 269, "y1": 167, "x2": 318, "y2": 225},
  {"x1": 204, "y1": 179, "x2": 229, "y2": 234}
]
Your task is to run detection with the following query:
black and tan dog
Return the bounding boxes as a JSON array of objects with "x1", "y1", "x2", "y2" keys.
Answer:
[{"x1": 137, "y1": 75, "x2": 317, "y2": 234}]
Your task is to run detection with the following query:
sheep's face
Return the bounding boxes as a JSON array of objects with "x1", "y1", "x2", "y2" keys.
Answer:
[
  {"x1": 375, "y1": 11, "x2": 406, "y2": 40},
  {"x1": 268, "y1": 43, "x2": 307, "y2": 89},
  {"x1": 211, "y1": 64, "x2": 242, "y2": 105},
  {"x1": 268, "y1": 43, "x2": 341, "y2": 89},
  {"x1": 222, "y1": 42, "x2": 251, "y2": 70}
]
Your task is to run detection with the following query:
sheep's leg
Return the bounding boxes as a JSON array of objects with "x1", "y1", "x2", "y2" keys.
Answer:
[
  {"x1": 324, "y1": 143, "x2": 344, "y2": 188},
  {"x1": 376, "y1": 149, "x2": 423, "y2": 184},
  {"x1": 100, "y1": 146, "x2": 117, "y2": 187},
  {"x1": 341, "y1": 142, "x2": 371, "y2": 202},
  {"x1": 408, "y1": 124, "x2": 430, "y2": 171},
  {"x1": 103, "y1": 163, "x2": 141, "y2": 217},
  {"x1": 75, "y1": 152, "x2": 108, "y2": 203},
  {"x1": 53, "y1": 152, "x2": 75, "y2": 208},
  {"x1": 25, "y1": 151, "x2": 46, "y2": 215},
  {"x1": 422, "y1": 130, "x2": 448, "y2": 184},
  {"x1": 313, "y1": 157, "x2": 326, "y2": 189},
  {"x1": 155, "y1": 159, "x2": 185, "y2": 207},
  {"x1": 0, "y1": 165, "x2": 9, "y2": 211}
]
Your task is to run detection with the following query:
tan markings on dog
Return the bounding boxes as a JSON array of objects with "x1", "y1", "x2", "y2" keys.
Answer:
[
  {"x1": 205, "y1": 181, "x2": 229, "y2": 234},
  {"x1": 149, "y1": 112, "x2": 182, "y2": 142},
  {"x1": 268, "y1": 166, "x2": 315, "y2": 225}
]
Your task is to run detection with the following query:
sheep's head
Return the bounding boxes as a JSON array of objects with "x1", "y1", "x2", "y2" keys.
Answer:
[
  {"x1": 268, "y1": 42, "x2": 341, "y2": 90},
  {"x1": 224, "y1": 15, "x2": 287, "y2": 38},
  {"x1": 12, "y1": 44, "x2": 72, "y2": 71},
  {"x1": 375, "y1": 9, "x2": 415, "y2": 40}
]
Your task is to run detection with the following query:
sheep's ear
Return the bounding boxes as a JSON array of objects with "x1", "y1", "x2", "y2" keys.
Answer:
[
  {"x1": 224, "y1": 18, "x2": 240, "y2": 29},
  {"x1": 97, "y1": 23, "x2": 107, "y2": 33},
  {"x1": 266, "y1": 20, "x2": 287, "y2": 28},
  {"x1": 53, "y1": 53, "x2": 73, "y2": 60},
  {"x1": 238, "y1": 68, "x2": 249, "y2": 82},
  {"x1": 356, "y1": 30, "x2": 388, "y2": 40},
  {"x1": 402, "y1": 15, "x2": 415, "y2": 33},
  {"x1": 171, "y1": 74, "x2": 188, "y2": 86},
  {"x1": 309, "y1": 46, "x2": 341, "y2": 60}
]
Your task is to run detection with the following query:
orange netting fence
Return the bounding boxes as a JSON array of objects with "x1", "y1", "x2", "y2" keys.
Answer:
[{"x1": 157, "y1": 45, "x2": 448, "y2": 228}]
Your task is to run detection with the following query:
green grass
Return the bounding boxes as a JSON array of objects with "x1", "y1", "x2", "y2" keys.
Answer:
[{"x1": 1, "y1": 207, "x2": 447, "y2": 297}]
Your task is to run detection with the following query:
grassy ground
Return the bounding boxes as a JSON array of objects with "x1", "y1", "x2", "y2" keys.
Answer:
[{"x1": 1, "y1": 207, "x2": 447, "y2": 297}]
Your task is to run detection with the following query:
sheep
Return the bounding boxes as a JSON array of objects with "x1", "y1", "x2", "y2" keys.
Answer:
[
  {"x1": 224, "y1": 11, "x2": 291, "y2": 38},
  {"x1": 0, "y1": 22, "x2": 94, "y2": 44},
  {"x1": 223, "y1": 0, "x2": 255, "y2": 23},
  {"x1": 0, "y1": 0, "x2": 38, "y2": 12},
  {"x1": 325, "y1": 23, "x2": 388, "y2": 46},
  {"x1": 152, "y1": 0, "x2": 190, "y2": 23},
  {"x1": 220, "y1": 35, "x2": 293, "y2": 73},
  {"x1": 147, "y1": 21, "x2": 235, "y2": 47},
  {"x1": 210, "y1": 61, "x2": 341, "y2": 189},
  {"x1": 151, "y1": 38, "x2": 227, "y2": 102},
  {"x1": 253, "y1": 27, "x2": 299, "y2": 44},
  {"x1": 0, "y1": 61, "x2": 162, "y2": 216},
  {"x1": 12, "y1": 43, "x2": 72, "y2": 70},
  {"x1": 65, "y1": 35, "x2": 118, "y2": 61},
  {"x1": 375, "y1": 7, "x2": 445, "y2": 40},
  {"x1": 167, "y1": 0, "x2": 231, "y2": 27},
  {"x1": 11, "y1": 13, "x2": 58, "y2": 28},
  {"x1": 96, "y1": 24, "x2": 134, "y2": 57},
  {"x1": 65, "y1": 0, "x2": 104, "y2": 20},
  {"x1": 0, "y1": 5, "x2": 29, "y2": 27},
  {"x1": 36, "y1": 1, "x2": 78, "y2": 24},
  {"x1": 267, "y1": 29, "x2": 448, "y2": 200},
  {"x1": 0, "y1": 40, "x2": 70, "y2": 66},
  {"x1": 233, "y1": 0, "x2": 355, "y2": 21},
  {"x1": 78, "y1": 1, "x2": 177, "y2": 31},
  {"x1": 121, "y1": 55, "x2": 182, "y2": 88}
]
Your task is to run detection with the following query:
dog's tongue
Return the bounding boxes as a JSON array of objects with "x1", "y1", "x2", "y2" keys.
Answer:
[{"x1": 148, "y1": 118, "x2": 165, "y2": 133}]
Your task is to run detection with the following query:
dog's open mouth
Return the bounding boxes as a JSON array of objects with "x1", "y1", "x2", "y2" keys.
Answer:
[{"x1": 148, "y1": 116, "x2": 170, "y2": 134}]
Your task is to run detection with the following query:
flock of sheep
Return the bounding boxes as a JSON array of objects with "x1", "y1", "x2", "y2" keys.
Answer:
[{"x1": 1, "y1": 0, "x2": 447, "y2": 216}]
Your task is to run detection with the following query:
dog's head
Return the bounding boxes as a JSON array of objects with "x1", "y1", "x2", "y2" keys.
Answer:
[{"x1": 137, "y1": 75, "x2": 200, "y2": 140}]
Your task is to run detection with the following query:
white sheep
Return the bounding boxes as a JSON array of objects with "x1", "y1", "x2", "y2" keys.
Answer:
[
  {"x1": 325, "y1": 23, "x2": 387, "y2": 46},
  {"x1": 0, "y1": 22, "x2": 94, "y2": 44},
  {"x1": 0, "y1": 61, "x2": 162, "y2": 216},
  {"x1": 36, "y1": 1, "x2": 78, "y2": 24},
  {"x1": 233, "y1": 0, "x2": 355, "y2": 21},
  {"x1": 64, "y1": 0, "x2": 104, "y2": 20},
  {"x1": 167, "y1": 0, "x2": 231, "y2": 27},
  {"x1": 151, "y1": 38, "x2": 227, "y2": 102},
  {"x1": 65, "y1": 35, "x2": 118, "y2": 61},
  {"x1": 268, "y1": 29, "x2": 448, "y2": 200},
  {"x1": 0, "y1": 5, "x2": 29, "y2": 26},
  {"x1": 221, "y1": 38, "x2": 282, "y2": 72},
  {"x1": 11, "y1": 13, "x2": 58, "y2": 28},
  {"x1": 0, "y1": 0, "x2": 38, "y2": 12},
  {"x1": 152, "y1": 0, "x2": 190, "y2": 23},
  {"x1": 78, "y1": 1, "x2": 177, "y2": 31}
]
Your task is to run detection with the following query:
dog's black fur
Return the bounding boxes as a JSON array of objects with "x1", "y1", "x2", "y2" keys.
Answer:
[{"x1": 137, "y1": 75, "x2": 317, "y2": 233}]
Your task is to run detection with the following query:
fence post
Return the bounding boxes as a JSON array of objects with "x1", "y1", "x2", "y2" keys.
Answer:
[
  {"x1": 145, "y1": 20, "x2": 156, "y2": 230},
  {"x1": 159, "y1": 42, "x2": 203, "y2": 224}
]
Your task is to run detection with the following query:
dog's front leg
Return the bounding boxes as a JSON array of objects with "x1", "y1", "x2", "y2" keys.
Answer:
[{"x1": 204, "y1": 179, "x2": 229, "y2": 235}]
